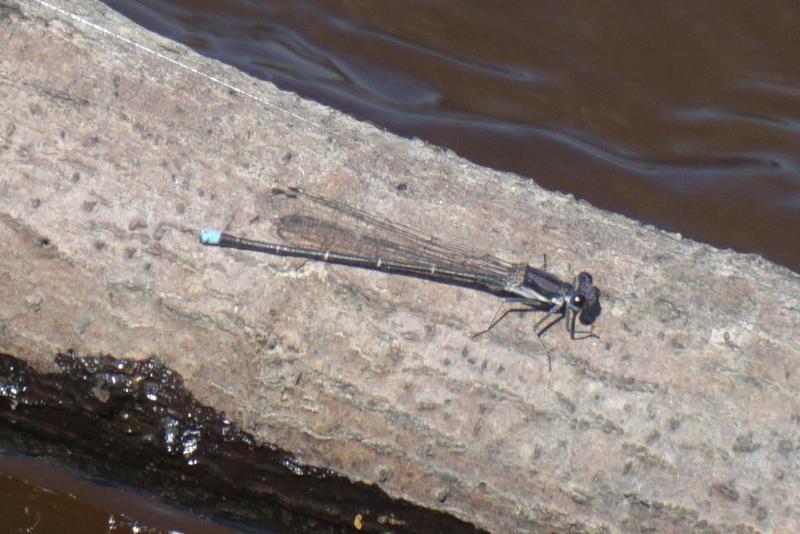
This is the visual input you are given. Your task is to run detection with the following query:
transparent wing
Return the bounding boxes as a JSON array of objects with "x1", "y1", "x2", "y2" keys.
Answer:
[{"x1": 257, "y1": 185, "x2": 522, "y2": 286}]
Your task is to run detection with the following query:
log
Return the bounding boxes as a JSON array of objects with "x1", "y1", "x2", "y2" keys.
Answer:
[{"x1": 2, "y1": 0, "x2": 799, "y2": 531}]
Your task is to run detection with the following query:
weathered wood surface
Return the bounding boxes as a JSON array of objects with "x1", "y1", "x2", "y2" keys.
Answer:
[{"x1": 2, "y1": 1, "x2": 799, "y2": 532}]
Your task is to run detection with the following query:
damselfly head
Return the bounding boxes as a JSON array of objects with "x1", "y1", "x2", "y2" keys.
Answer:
[{"x1": 573, "y1": 271, "x2": 601, "y2": 326}]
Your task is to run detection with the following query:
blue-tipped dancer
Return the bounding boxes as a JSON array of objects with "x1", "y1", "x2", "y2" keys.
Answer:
[{"x1": 200, "y1": 186, "x2": 601, "y2": 367}]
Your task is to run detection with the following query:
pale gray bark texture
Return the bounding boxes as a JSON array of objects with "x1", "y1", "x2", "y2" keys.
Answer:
[{"x1": 1, "y1": 1, "x2": 799, "y2": 532}]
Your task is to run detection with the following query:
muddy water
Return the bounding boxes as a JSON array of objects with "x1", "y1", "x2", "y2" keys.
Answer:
[
  {"x1": 0, "y1": 451, "x2": 238, "y2": 533},
  {"x1": 6, "y1": 1, "x2": 800, "y2": 531},
  {"x1": 102, "y1": 0, "x2": 800, "y2": 272}
]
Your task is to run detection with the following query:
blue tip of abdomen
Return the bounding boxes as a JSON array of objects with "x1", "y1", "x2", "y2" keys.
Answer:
[{"x1": 200, "y1": 229, "x2": 223, "y2": 245}]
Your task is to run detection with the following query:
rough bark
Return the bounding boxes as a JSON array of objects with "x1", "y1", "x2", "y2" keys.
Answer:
[{"x1": 1, "y1": 1, "x2": 799, "y2": 532}]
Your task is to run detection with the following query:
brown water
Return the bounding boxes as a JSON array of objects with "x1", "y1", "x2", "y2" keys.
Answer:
[
  {"x1": 7, "y1": 1, "x2": 800, "y2": 531},
  {"x1": 0, "y1": 451, "x2": 237, "y2": 533}
]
